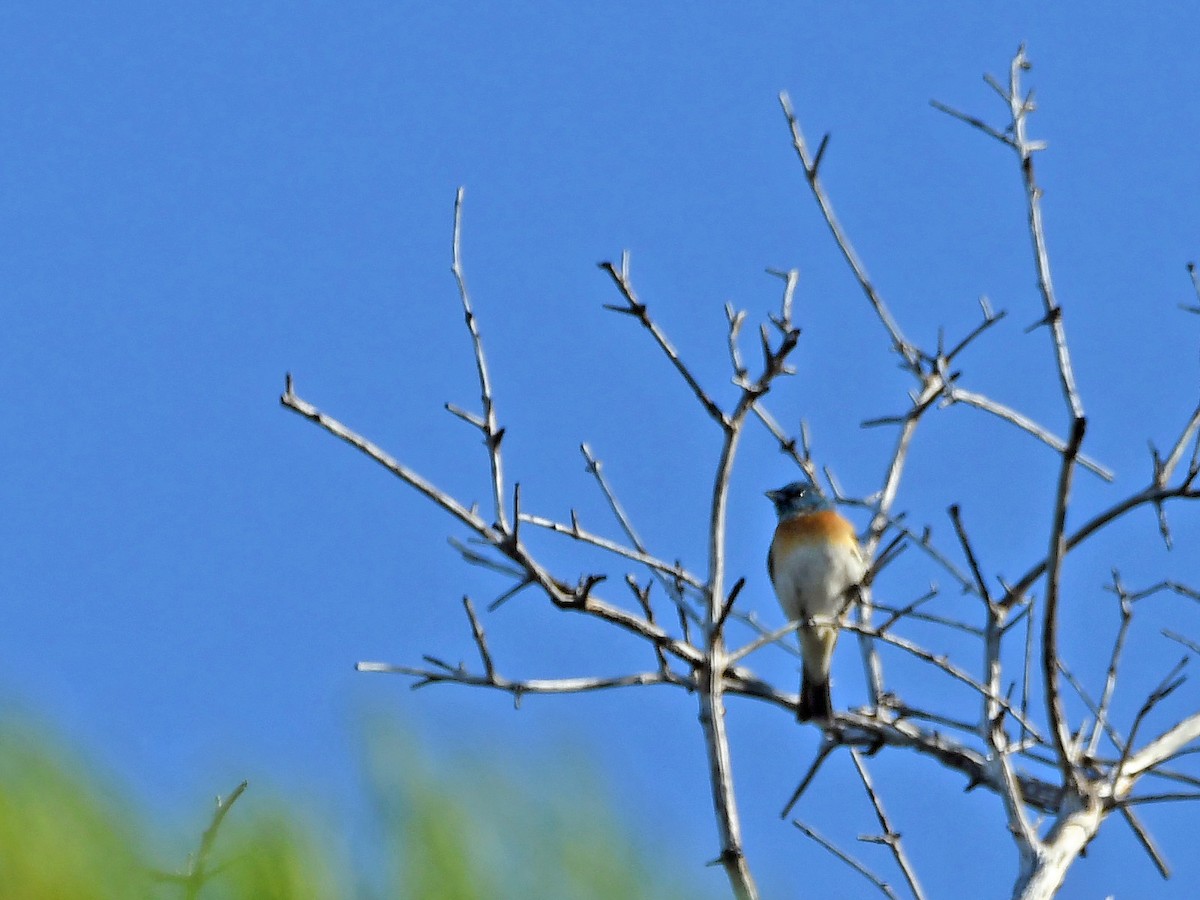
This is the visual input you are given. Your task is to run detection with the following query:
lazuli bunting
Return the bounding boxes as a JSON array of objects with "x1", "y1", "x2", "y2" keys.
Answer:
[{"x1": 766, "y1": 481, "x2": 865, "y2": 721}]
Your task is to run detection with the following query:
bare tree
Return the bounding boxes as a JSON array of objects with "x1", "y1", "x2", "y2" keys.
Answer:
[{"x1": 282, "y1": 47, "x2": 1200, "y2": 900}]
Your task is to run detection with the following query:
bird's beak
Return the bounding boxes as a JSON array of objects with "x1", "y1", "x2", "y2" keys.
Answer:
[{"x1": 765, "y1": 489, "x2": 782, "y2": 503}]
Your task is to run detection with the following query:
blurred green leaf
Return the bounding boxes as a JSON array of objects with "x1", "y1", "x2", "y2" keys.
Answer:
[{"x1": 0, "y1": 716, "x2": 716, "y2": 900}]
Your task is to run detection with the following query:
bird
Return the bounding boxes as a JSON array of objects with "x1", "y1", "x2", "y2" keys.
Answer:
[{"x1": 766, "y1": 480, "x2": 866, "y2": 722}]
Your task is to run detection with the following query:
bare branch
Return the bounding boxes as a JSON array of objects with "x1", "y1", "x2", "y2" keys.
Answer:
[
  {"x1": 451, "y1": 187, "x2": 510, "y2": 531},
  {"x1": 842, "y1": 621, "x2": 1046, "y2": 742},
  {"x1": 1158, "y1": 404, "x2": 1200, "y2": 486},
  {"x1": 1118, "y1": 806, "x2": 1171, "y2": 880},
  {"x1": 1006, "y1": 52, "x2": 1084, "y2": 420},
  {"x1": 282, "y1": 379, "x2": 496, "y2": 540},
  {"x1": 1044, "y1": 416, "x2": 1088, "y2": 796},
  {"x1": 486, "y1": 576, "x2": 534, "y2": 612},
  {"x1": 928, "y1": 98, "x2": 1017, "y2": 148},
  {"x1": 727, "y1": 619, "x2": 800, "y2": 666},
  {"x1": 955, "y1": 499, "x2": 1009, "y2": 737},
  {"x1": 447, "y1": 536, "x2": 524, "y2": 579},
  {"x1": 874, "y1": 594, "x2": 983, "y2": 638},
  {"x1": 791, "y1": 820, "x2": 901, "y2": 900},
  {"x1": 935, "y1": 48, "x2": 1086, "y2": 425},
  {"x1": 943, "y1": 299, "x2": 1007, "y2": 361},
  {"x1": 698, "y1": 439, "x2": 757, "y2": 899},
  {"x1": 944, "y1": 387, "x2": 1112, "y2": 480},
  {"x1": 948, "y1": 504, "x2": 992, "y2": 605},
  {"x1": 1125, "y1": 580, "x2": 1200, "y2": 604},
  {"x1": 1119, "y1": 791, "x2": 1200, "y2": 807},
  {"x1": 751, "y1": 403, "x2": 820, "y2": 487},
  {"x1": 780, "y1": 741, "x2": 837, "y2": 819},
  {"x1": 1002, "y1": 476, "x2": 1200, "y2": 613},
  {"x1": 1057, "y1": 658, "x2": 1123, "y2": 758},
  {"x1": 577, "y1": 442, "x2": 702, "y2": 626},
  {"x1": 855, "y1": 512, "x2": 976, "y2": 595},
  {"x1": 889, "y1": 704, "x2": 979, "y2": 737},
  {"x1": 1164, "y1": 629, "x2": 1200, "y2": 656},
  {"x1": 766, "y1": 266, "x2": 800, "y2": 332},
  {"x1": 1142, "y1": 762, "x2": 1200, "y2": 790},
  {"x1": 1113, "y1": 665, "x2": 1196, "y2": 790},
  {"x1": 599, "y1": 253, "x2": 727, "y2": 425},
  {"x1": 462, "y1": 597, "x2": 496, "y2": 682},
  {"x1": 778, "y1": 91, "x2": 918, "y2": 369},
  {"x1": 518, "y1": 511, "x2": 704, "y2": 591},
  {"x1": 991, "y1": 729, "x2": 1040, "y2": 856},
  {"x1": 358, "y1": 659, "x2": 682, "y2": 698},
  {"x1": 851, "y1": 750, "x2": 927, "y2": 900},
  {"x1": 626, "y1": 575, "x2": 671, "y2": 675},
  {"x1": 1088, "y1": 574, "x2": 1135, "y2": 756},
  {"x1": 714, "y1": 578, "x2": 746, "y2": 640},
  {"x1": 854, "y1": 397, "x2": 942, "y2": 708},
  {"x1": 688, "y1": 257, "x2": 806, "y2": 900}
]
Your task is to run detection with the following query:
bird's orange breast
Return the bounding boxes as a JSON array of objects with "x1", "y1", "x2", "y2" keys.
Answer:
[
  {"x1": 773, "y1": 510, "x2": 859, "y2": 552},
  {"x1": 767, "y1": 508, "x2": 864, "y2": 611}
]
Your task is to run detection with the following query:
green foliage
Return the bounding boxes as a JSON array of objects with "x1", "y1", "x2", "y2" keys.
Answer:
[
  {"x1": 212, "y1": 807, "x2": 343, "y2": 900},
  {"x1": 366, "y1": 726, "x2": 701, "y2": 900},
  {"x1": 0, "y1": 719, "x2": 711, "y2": 900},
  {"x1": 0, "y1": 724, "x2": 148, "y2": 900}
]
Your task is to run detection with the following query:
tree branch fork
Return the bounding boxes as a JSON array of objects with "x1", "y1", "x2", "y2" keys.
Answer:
[{"x1": 282, "y1": 47, "x2": 1200, "y2": 900}]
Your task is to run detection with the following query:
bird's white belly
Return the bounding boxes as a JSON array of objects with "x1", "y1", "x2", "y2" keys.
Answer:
[{"x1": 773, "y1": 542, "x2": 863, "y2": 623}]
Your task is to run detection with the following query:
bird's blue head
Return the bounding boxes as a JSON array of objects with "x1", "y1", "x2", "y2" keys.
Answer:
[{"x1": 766, "y1": 481, "x2": 831, "y2": 519}]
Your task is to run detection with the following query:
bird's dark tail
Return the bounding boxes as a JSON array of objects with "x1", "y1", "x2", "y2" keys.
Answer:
[{"x1": 797, "y1": 674, "x2": 833, "y2": 722}]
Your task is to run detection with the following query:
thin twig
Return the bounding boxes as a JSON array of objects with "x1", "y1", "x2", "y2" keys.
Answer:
[
  {"x1": 948, "y1": 504, "x2": 992, "y2": 604},
  {"x1": 842, "y1": 621, "x2": 1046, "y2": 742},
  {"x1": 1118, "y1": 806, "x2": 1171, "y2": 880},
  {"x1": 849, "y1": 511, "x2": 975, "y2": 595},
  {"x1": 1112, "y1": 658, "x2": 1190, "y2": 791},
  {"x1": 578, "y1": 442, "x2": 701, "y2": 625},
  {"x1": 599, "y1": 253, "x2": 727, "y2": 425},
  {"x1": 358, "y1": 659, "x2": 682, "y2": 698},
  {"x1": 627, "y1": 575, "x2": 671, "y2": 674},
  {"x1": 451, "y1": 187, "x2": 510, "y2": 531},
  {"x1": 943, "y1": 300, "x2": 1007, "y2": 361},
  {"x1": 780, "y1": 741, "x2": 837, "y2": 819},
  {"x1": 778, "y1": 92, "x2": 917, "y2": 368},
  {"x1": 928, "y1": 99, "x2": 1017, "y2": 148},
  {"x1": 947, "y1": 46, "x2": 1084, "y2": 420},
  {"x1": 792, "y1": 820, "x2": 901, "y2": 900},
  {"x1": 850, "y1": 750, "x2": 926, "y2": 900},
  {"x1": 1057, "y1": 658, "x2": 1123, "y2": 757},
  {"x1": 727, "y1": 620, "x2": 800, "y2": 666},
  {"x1": 1088, "y1": 574, "x2": 1134, "y2": 756},
  {"x1": 874, "y1": 596, "x2": 982, "y2": 638},
  {"x1": 944, "y1": 387, "x2": 1111, "y2": 479},
  {"x1": 283, "y1": 379, "x2": 496, "y2": 539},
  {"x1": 751, "y1": 404, "x2": 820, "y2": 487},
  {"x1": 519, "y1": 511, "x2": 704, "y2": 591},
  {"x1": 462, "y1": 597, "x2": 496, "y2": 682},
  {"x1": 1163, "y1": 630, "x2": 1200, "y2": 656}
]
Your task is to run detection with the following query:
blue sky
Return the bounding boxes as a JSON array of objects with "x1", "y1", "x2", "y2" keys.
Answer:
[{"x1": 3, "y1": 3, "x2": 1200, "y2": 897}]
